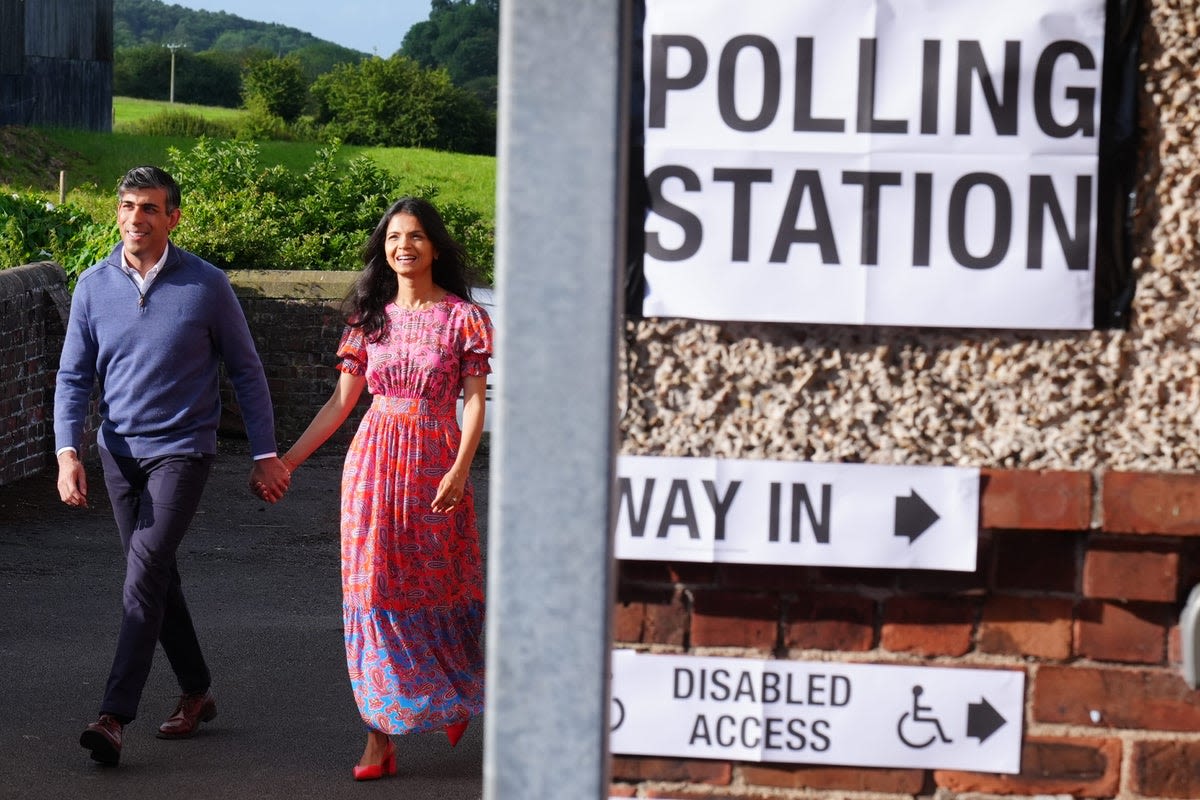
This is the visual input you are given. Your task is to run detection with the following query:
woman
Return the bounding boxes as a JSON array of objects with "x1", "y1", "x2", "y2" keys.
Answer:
[{"x1": 281, "y1": 197, "x2": 491, "y2": 780}]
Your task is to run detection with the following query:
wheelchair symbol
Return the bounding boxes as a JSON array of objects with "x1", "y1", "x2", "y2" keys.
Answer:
[
  {"x1": 610, "y1": 697, "x2": 625, "y2": 731},
  {"x1": 897, "y1": 685, "x2": 953, "y2": 749}
]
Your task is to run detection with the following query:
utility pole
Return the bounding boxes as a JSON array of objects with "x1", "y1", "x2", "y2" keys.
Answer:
[{"x1": 165, "y1": 43, "x2": 185, "y2": 103}]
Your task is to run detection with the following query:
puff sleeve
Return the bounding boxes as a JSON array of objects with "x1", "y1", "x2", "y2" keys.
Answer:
[
  {"x1": 336, "y1": 325, "x2": 367, "y2": 376},
  {"x1": 459, "y1": 303, "x2": 493, "y2": 378}
]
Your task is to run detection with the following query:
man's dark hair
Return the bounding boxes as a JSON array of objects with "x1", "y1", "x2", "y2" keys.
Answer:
[{"x1": 117, "y1": 166, "x2": 182, "y2": 212}]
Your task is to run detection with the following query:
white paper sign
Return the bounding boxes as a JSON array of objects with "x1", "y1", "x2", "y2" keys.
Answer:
[
  {"x1": 642, "y1": 0, "x2": 1106, "y2": 329},
  {"x1": 611, "y1": 650, "x2": 1024, "y2": 773},
  {"x1": 615, "y1": 455, "x2": 980, "y2": 571}
]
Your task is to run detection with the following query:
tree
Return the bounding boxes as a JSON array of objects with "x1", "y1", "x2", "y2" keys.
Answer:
[
  {"x1": 400, "y1": 0, "x2": 499, "y2": 109},
  {"x1": 242, "y1": 56, "x2": 308, "y2": 122},
  {"x1": 291, "y1": 43, "x2": 369, "y2": 83},
  {"x1": 113, "y1": 45, "x2": 242, "y2": 107},
  {"x1": 310, "y1": 55, "x2": 495, "y2": 154}
]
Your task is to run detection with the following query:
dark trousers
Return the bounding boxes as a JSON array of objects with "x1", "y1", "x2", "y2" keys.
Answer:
[{"x1": 98, "y1": 449, "x2": 215, "y2": 723}]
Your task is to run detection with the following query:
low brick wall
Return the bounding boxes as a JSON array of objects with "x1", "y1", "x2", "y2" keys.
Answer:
[
  {"x1": 0, "y1": 262, "x2": 72, "y2": 485},
  {"x1": 0, "y1": 267, "x2": 362, "y2": 488},
  {"x1": 220, "y1": 269, "x2": 367, "y2": 449}
]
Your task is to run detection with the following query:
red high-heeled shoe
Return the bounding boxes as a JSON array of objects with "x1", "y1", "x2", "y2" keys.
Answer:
[
  {"x1": 444, "y1": 720, "x2": 469, "y2": 747},
  {"x1": 352, "y1": 739, "x2": 397, "y2": 781}
]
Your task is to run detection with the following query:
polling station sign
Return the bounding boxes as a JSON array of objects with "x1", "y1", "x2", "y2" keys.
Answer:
[
  {"x1": 641, "y1": 0, "x2": 1105, "y2": 329},
  {"x1": 611, "y1": 650, "x2": 1025, "y2": 773},
  {"x1": 615, "y1": 455, "x2": 980, "y2": 571}
]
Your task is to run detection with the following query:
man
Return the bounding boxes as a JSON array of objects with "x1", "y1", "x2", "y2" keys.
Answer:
[{"x1": 54, "y1": 165, "x2": 291, "y2": 766}]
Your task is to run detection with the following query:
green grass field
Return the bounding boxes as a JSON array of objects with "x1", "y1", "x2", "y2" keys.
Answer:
[
  {"x1": 28, "y1": 97, "x2": 496, "y2": 222},
  {"x1": 112, "y1": 96, "x2": 250, "y2": 128}
]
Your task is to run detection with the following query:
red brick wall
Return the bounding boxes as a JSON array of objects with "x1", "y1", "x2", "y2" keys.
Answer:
[{"x1": 612, "y1": 470, "x2": 1200, "y2": 799}]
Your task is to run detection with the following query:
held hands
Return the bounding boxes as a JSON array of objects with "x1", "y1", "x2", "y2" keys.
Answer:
[
  {"x1": 249, "y1": 456, "x2": 292, "y2": 504},
  {"x1": 432, "y1": 468, "x2": 468, "y2": 514}
]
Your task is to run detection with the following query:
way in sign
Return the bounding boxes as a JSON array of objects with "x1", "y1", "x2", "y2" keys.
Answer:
[
  {"x1": 617, "y1": 477, "x2": 940, "y2": 544},
  {"x1": 612, "y1": 456, "x2": 980, "y2": 572}
]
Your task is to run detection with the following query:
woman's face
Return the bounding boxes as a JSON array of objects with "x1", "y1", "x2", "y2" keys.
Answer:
[{"x1": 385, "y1": 212, "x2": 439, "y2": 281}]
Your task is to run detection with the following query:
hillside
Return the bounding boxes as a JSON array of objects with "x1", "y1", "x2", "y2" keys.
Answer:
[{"x1": 114, "y1": 0, "x2": 367, "y2": 59}]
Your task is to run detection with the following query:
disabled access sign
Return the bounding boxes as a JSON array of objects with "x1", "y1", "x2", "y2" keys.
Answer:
[{"x1": 610, "y1": 650, "x2": 1024, "y2": 773}]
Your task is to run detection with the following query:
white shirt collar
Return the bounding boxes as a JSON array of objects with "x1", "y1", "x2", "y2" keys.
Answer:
[{"x1": 121, "y1": 244, "x2": 170, "y2": 290}]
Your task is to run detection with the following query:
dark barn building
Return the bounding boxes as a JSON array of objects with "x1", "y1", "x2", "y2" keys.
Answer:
[{"x1": 0, "y1": 0, "x2": 113, "y2": 130}]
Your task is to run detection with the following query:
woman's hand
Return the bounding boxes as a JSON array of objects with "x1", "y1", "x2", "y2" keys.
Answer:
[{"x1": 432, "y1": 468, "x2": 469, "y2": 513}]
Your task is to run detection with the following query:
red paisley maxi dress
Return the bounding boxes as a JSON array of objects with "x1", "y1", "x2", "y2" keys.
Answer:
[{"x1": 335, "y1": 294, "x2": 492, "y2": 734}]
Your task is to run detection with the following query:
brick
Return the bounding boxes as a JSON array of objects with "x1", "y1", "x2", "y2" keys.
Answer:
[
  {"x1": 881, "y1": 595, "x2": 975, "y2": 657},
  {"x1": 1074, "y1": 599, "x2": 1168, "y2": 664},
  {"x1": 607, "y1": 785, "x2": 636, "y2": 798},
  {"x1": 1131, "y1": 740, "x2": 1200, "y2": 798},
  {"x1": 613, "y1": 585, "x2": 688, "y2": 647},
  {"x1": 691, "y1": 590, "x2": 779, "y2": 651},
  {"x1": 1104, "y1": 471, "x2": 1200, "y2": 535},
  {"x1": 613, "y1": 600, "x2": 647, "y2": 644},
  {"x1": 981, "y1": 468, "x2": 1093, "y2": 530},
  {"x1": 741, "y1": 763, "x2": 925, "y2": 794},
  {"x1": 936, "y1": 735, "x2": 1120, "y2": 797},
  {"x1": 991, "y1": 530, "x2": 1079, "y2": 593},
  {"x1": 1083, "y1": 542, "x2": 1180, "y2": 602},
  {"x1": 610, "y1": 756, "x2": 731, "y2": 785},
  {"x1": 783, "y1": 592, "x2": 875, "y2": 652},
  {"x1": 978, "y1": 595, "x2": 1072, "y2": 660},
  {"x1": 1034, "y1": 664, "x2": 1200, "y2": 730}
]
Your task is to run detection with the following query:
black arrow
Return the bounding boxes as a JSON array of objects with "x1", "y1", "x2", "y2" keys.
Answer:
[
  {"x1": 966, "y1": 697, "x2": 1006, "y2": 743},
  {"x1": 895, "y1": 490, "x2": 939, "y2": 543}
]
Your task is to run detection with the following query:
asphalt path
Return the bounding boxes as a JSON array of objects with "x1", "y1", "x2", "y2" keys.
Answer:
[{"x1": 0, "y1": 439, "x2": 486, "y2": 800}]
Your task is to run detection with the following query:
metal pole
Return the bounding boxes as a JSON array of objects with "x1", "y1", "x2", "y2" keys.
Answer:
[{"x1": 485, "y1": 0, "x2": 627, "y2": 797}]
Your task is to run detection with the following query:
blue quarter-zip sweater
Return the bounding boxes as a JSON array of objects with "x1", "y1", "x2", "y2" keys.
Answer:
[{"x1": 54, "y1": 242, "x2": 278, "y2": 459}]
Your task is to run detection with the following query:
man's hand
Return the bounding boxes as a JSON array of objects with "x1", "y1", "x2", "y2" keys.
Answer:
[
  {"x1": 57, "y1": 451, "x2": 88, "y2": 508},
  {"x1": 249, "y1": 457, "x2": 291, "y2": 504}
]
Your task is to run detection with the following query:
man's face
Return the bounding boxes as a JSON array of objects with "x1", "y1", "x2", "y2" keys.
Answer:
[{"x1": 117, "y1": 187, "x2": 180, "y2": 268}]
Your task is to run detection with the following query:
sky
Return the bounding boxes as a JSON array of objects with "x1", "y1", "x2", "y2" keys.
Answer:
[{"x1": 166, "y1": 0, "x2": 433, "y2": 57}]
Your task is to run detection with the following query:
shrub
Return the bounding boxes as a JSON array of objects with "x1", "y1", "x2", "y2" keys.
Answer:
[
  {"x1": 126, "y1": 110, "x2": 238, "y2": 138},
  {"x1": 311, "y1": 55, "x2": 495, "y2": 154},
  {"x1": 286, "y1": 116, "x2": 324, "y2": 142},
  {"x1": 165, "y1": 138, "x2": 400, "y2": 271},
  {"x1": 241, "y1": 56, "x2": 309, "y2": 122},
  {"x1": 426, "y1": 196, "x2": 494, "y2": 286},
  {"x1": 0, "y1": 192, "x2": 118, "y2": 286},
  {"x1": 236, "y1": 99, "x2": 292, "y2": 142}
]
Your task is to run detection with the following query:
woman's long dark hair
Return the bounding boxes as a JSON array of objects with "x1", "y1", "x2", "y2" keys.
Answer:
[{"x1": 343, "y1": 196, "x2": 477, "y2": 342}]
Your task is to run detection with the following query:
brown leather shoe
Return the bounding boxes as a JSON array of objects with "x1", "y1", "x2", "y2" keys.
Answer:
[
  {"x1": 156, "y1": 690, "x2": 217, "y2": 739},
  {"x1": 80, "y1": 714, "x2": 123, "y2": 765}
]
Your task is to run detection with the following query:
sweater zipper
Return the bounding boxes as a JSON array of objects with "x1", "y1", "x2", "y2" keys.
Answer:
[{"x1": 122, "y1": 269, "x2": 147, "y2": 311}]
